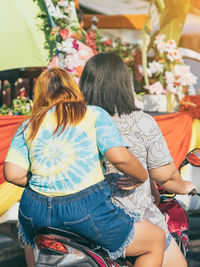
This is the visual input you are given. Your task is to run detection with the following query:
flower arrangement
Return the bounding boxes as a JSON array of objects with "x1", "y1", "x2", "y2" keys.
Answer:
[
  {"x1": 0, "y1": 97, "x2": 33, "y2": 115},
  {"x1": 45, "y1": 0, "x2": 80, "y2": 47},
  {"x1": 35, "y1": 4, "x2": 138, "y2": 75},
  {"x1": 83, "y1": 16, "x2": 137, "y2": 71},
  {"x1": 35, "y1": 0, "x2": 81, "y2": 70},
  {"x1": 142, "y1": 34, "x2": 197, "y2": 99}
]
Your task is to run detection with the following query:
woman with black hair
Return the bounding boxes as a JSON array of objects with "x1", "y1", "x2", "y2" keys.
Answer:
[
  {"x1": 79, "y1": 52, "x2": 196, "y2": 267},
  {"x1": 4, "y1": 67, "x2": 166, "y2": 267}
]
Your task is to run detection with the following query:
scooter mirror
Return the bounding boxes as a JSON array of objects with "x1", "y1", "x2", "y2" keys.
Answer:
[
  {"x1": 186, "y1": 148, "x2": 200, "y2": 167},
  {"x1": 179, "y1": 148, "x2": 200, "y2": 172}
]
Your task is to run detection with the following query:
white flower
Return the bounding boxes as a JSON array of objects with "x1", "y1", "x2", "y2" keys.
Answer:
[
  {"x1": 91, "y1": 16, "x2": 99, "y2": 23},
  {"x1": 144, "y1": 81, "x2": 166, "y2": 95},
  {"x1": 112, "y1": 41, "x2": 117, "y2": 48},
  {"x1": 50, "y1": 6, "x2": 67, "y2": 19},
  {"x1": 173, "y1": 65, "x2": 197, "y2": 86},
  {"x1": 57, "y1": 39, "x2": 77, "y2": 54},
  {"x1": 154, "y1": 35, "x2": 166, "y2": 54},
  {"x1": 155, "y1": 40, "x2": 166, "y2": 54},
  {"x1": 165, "y1": 71, "x2": 175, "y2": 85},
  {"x1": 171, "y1": 49, "x2": 181, "y2": 60},
  {"x1": 148, "y1": 60, "x2": 164, "y2": 75},
  {"x1": 166, "y1": 52, "x2": 174, "y2": 61},
  {"x1": 166, "y1": 39, "x2": 177, "y2": 50},
  {"x1": 155, "y1": 34, "x2": 166, "y2": 41},
  {"x1": 166, "y1": 49, "x2": 181, "y2": 61},
  {"x1": 177, "y1": 72, "x2": 197, "y2": 87},
  {"x1": 47, "y1": 5, "x2": 59, "y2": 17},
  {"x1": 91, "y1": 24, "x2": 98, "y2": 31},
  {"x1": 173, "y1": 64, "x2": 190, "y2": 76}
]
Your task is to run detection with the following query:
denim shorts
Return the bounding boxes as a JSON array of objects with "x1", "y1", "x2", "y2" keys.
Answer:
[{"x1": 18, "y1": 181, "x2": 140, "y2": 260}]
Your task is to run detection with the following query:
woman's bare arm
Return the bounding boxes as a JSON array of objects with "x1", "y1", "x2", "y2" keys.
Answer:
[
  {"x1": 105, "y1": 146, "x2": 148, "y2": 189},
  {"x1": 3, "y1": 162, "x2": 30, "y2": 187},
  {"x1": 149, "y1": 162, "x2": 197, "y2": 195}
]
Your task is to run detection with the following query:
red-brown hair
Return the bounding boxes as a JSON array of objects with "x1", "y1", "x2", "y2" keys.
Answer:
[{"x1": 25, "y1": 67, "x2": 86, "y2": 140}]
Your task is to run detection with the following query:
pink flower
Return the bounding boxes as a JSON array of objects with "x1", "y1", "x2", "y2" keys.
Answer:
[
  {"x1": 72, "y1": 39, "x2": 79, "y2": 50},
  {"x1": 105, "y1": 39, "x2": 112, "y2": 46},
  {"x1": 87, "y1": 30, "x2": 96, "y2": 39},
  {"x1": 144, "y1": 81, "x2": 166, "y2": 95},
  {"x1": 59, "y1": 29, "x2": 69, "y2": 40}
]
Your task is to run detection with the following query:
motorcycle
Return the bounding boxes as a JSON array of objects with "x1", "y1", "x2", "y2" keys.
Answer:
[
  {"x1": 33, "y1": 148, "x2": 200, "y2": 266},
  {"x1": 158, "y1": 147, "x2": 200, "y2": 258}
]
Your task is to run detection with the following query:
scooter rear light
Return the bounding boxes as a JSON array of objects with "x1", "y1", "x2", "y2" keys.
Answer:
[{"x1": 36, "y1": 235, "x2": 68, "y2": 253}]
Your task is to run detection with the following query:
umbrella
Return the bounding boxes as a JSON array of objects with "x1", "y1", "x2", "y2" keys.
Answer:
[{"x1": 0, "y1": 0, "x2": 54, "y2": 71}]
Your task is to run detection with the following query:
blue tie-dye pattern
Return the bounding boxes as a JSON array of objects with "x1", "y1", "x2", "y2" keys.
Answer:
[
  {"x1": 5, "y1": 106, "x2": 125, "y2": 195},
  {"x1": 42, "y1": 130, "x2": 51, "y2": 139}
]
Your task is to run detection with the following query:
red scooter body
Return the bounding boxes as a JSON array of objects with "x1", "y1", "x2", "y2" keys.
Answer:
[
  {"x1": 158, "y1": 194, "x2": 189, "y2": 256},
  {"x1": 156, "y1": 148, "x2": 200, "y2": 257},
  {"x1": 159, "y1": 199, "x2": 189, "y2": 237}
]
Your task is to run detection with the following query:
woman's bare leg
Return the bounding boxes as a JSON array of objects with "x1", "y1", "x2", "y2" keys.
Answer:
[
  {"x1": 24, "y1": 245, "x2": 35, "y2": 267},
  {"x1": 125, "y1": 219, "x2": 165, "y2": 267},
  {"x1": 162, "y1": 238, "x2": 187, "y2": 267}
]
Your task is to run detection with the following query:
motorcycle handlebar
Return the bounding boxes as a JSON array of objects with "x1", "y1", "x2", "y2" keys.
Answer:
[{"x1": 188, "y1": 188, "x2": 200, "y2": 196}]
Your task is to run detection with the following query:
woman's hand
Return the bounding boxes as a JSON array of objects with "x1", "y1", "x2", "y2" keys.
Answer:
[
  {"x1": 117, "y1": 176, "x2": 142, "y2": 190},
  {"x1": 183, "y1": 181, "x2": 198, "y2": 195},
  {"x1": 105, "y1": 146, "x2": 148, "y2": 185},
  {"x1": 149, "y1": 162, "x2": 198, "y2": 195}
]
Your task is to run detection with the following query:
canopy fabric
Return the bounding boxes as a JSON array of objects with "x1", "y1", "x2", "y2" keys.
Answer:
[
  {"x1": 154, "y1": 112, "x2": 193, "y2": 168},
  {"x1": 84, "y1": 14, "x2": 149, "y2": 30},
  {"x1": 0, "y1": 0, "x2": 51, "y2": 71},
  {"x1": 0, "y1": 182, "x2": 24, "y2": 217},
  {"x1": 0, "y1": 115, "x2": 27, "y2": 185}
]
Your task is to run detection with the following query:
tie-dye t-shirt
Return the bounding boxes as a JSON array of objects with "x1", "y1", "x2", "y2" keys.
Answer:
[{"x1": 5, "y1": 106, "x2": 124, "y2": 196}]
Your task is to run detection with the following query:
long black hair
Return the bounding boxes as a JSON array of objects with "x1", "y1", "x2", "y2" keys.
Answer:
[{"x1": 79, "y1": 52, "x2": 139, "y2": 116}]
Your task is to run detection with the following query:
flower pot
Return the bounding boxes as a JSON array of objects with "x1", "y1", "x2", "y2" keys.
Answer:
[{"x1": 141, "y1": 94, "x2": 168, "y2": 112}]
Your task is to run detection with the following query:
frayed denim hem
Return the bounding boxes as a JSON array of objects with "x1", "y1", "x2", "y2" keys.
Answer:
[
  {"x1": 104, "y1": 199, "x2": 141, "y2": 260},
  {"x1": 123, "y1": 209, "x2": 141, "y2": 223},
  {"x1": 165, "y1": 233, "x2": 172, "y2": 251},
  {"x1": 106, "y1": 223, "x2": 135, "y2": 260},
  {"x1": 111, "y1": 197, "x2": 142, "y2": 224},
  {"x1": 17, "y1": 221, "x2": 34, "y2": 249}
]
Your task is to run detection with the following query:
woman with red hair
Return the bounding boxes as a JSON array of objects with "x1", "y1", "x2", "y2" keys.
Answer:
[{"x1": 4, "y1": 67, "x2": 165, "y2": 267}]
